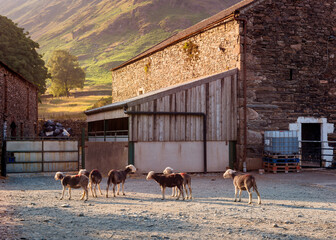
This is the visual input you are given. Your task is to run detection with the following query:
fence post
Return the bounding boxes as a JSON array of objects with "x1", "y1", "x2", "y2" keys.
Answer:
[
  {"x1": 81, "y1": 128, "x2": 85, "y2": 169},
  {"x1": 1, "y1": 140, "x2": 6, "y2": 177}
]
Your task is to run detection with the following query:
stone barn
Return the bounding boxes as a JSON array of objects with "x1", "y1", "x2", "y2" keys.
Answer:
[
  {"x1": 0, "y1": 61, "x2": 38, "y2": 140},
  {"x1": 86, "y1": 0, "x2": 336, "y2": 172}
]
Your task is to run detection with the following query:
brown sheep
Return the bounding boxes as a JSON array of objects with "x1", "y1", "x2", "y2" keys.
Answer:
[{"x1": 223, "y1": 169, "x2": 261, "y2": 204}]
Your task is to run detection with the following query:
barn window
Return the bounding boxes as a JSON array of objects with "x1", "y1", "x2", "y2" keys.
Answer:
[{"x1": 88, "y1": 117, "x2": 128, "y2": 142}]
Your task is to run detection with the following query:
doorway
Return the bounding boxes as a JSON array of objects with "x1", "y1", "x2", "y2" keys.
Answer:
[{"x1": 301, "y1": 123, "x2": 321, "y2": 167}]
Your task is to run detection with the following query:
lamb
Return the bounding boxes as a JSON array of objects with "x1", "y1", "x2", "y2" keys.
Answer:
[
  {"x1": 163, "y1": 167, "x2": 192, "y2": 199},
  {"x1": 146, "y1": 171, "x2": 185, "y2": 200},
  {"x1": 78, "y1": 169, "x2": 103, "y2": 197},
  {"x1": 223, "y1": 169, "x2": 261, "y2": 204},
  {"x1": 54, "y1": 172, "x2": 89, "y2": 201},
  {"x1": 106, "y1": 164, "x2": 136, "y2": 198}
]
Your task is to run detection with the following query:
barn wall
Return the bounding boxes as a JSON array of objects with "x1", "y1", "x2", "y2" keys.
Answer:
[
  {"x1": 134, "y1": 141, "x2": 229, "y2": 173},
  {"x1": 129, "y1": 72, "x2": 237, "y2": 142},
  {"x1": 85, "y1": 142, "x2": 128, "y2": 176},
  {"x1": 112, "y1": 20, "x2": 240, "y2": 103},
  {"x1": 0, "y1": 63, "x2": 38, "y2": 140}
]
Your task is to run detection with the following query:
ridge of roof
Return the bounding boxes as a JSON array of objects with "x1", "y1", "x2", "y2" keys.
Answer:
[
  {"x1": 0, "y1": 60, "x2": 39, "y2": 90},
  {"x1": 112, "y1": 0, "x2": 256, "y2": 71}
]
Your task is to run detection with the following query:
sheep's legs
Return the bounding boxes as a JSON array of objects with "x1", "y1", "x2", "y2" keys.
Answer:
[
  {"x1": 247, "y1": 189, "x2": 252, "y2": 204},
  {"x1": 177, "y1": 185, "x2": 185, "y2": 200},
  {"x1": 187, "y1": 183, "x2": 192, "y2": 199},
  {"x1": 90, "y1": 183, "x2": 95, "y2": 197},
  {"x1": 98, "y1": 184, "x2": 103, "y2": 195},
  {"x1": 171, "y1": 187, "x2": 176, "y2": 197},
  {"x1": 161, "y1": 186, "x2": 166, "y2": 200},
  {"x1": 93, "y1": 184, "x2": 98, "y2": 198},
  {"x1": 116, "y1": 184, "x2": 120, "y2": 195},
  {"x1": 255, "y1": 188, "x2": 261, "y2": 204},
  {"x1": 68, "y1": 188, "x2": 72, "y2": 200},
  {"x1": 106, "y1": 185, "x2": 109, "y2": 198},
  {"x1": 183, "y1": 184, "x2": 188, "y2": 199},
  {"x1": 122, "y1": 182, "x2": 125, "y2": 195},
  {"x1": 234, "y1": 186, "x2": 238, "y2": 202},
  {"x1": 81, "y1": 187, "x2": 88, "y2": 201},
  {"x1": 60, "y1": 187, "x2": 66, "y2": 200},
  {"x1": 113, "y1": 184, "x2": 117, "y2": 197}
]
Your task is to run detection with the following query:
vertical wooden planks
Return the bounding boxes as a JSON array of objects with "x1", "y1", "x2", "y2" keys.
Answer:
[
  {"x1": 132, "y1": 105, "x2": 138, "y2": 142},
  {"x1": 195, "y1": 85, "x2": 201, "y2": 141},
  {"x1": 221, "y1": 78, "x2": 227, "y2": 141},
  {"x1": 163, "y1": 95, "x2": 170, "y2": 141},
  {"x1": 231, "y1": 74, "x2": 237, "y2": 140},
  {"x1": 225, "y1": 76, "x2": 232, "y2": 141},
  {"x1": 170, "y1": 94, "x2": 176, "y2": 141},
  {"x1": 157, "y1": 97, "x2": 164, "y2": 141},
  {"x1": 180, "y1": 90, "x2": 186, "y2": 141},
  {"x1": 126, "y1": 71, "x2": 238, "y2": 143},
  {"x1": 185, "y1": 89, "x2": 191, "y2": 141},
  {"x1": 148, "y1": 101, "x2": 154, "y2": 141},
  {"x1": 215, "y1": 79, "x2": 222, "y2": 141}
]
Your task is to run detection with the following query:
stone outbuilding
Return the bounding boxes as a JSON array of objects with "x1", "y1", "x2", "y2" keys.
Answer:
[
  {"x1": 0, "y1": 61, "x2": 39, "y2": 140},
  {"x1": 86, "y1": 0, "x2": 336, "y2": 172}
]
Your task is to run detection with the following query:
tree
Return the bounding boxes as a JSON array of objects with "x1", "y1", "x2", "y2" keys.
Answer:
[
  {"x1": 47, "y1": 50, "x2": 85, "y2": 97},
  {"x1": 0, "y1": 15, "x2": 48, "y2": 94}
]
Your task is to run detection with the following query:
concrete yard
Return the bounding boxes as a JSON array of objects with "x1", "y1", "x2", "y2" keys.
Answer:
[{"x1": 1, "y1": 169, "x2": 336, "y2": 239}]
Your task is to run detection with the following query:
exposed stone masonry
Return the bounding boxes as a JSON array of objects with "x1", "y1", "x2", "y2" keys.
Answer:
[{"x1": 0, "y1": 63, "x2": 38, "y2": 140}]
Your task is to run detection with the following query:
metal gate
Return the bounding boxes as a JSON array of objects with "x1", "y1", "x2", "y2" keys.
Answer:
[
  {"x1": 5, "y1": 139, "x2": 80, "y2": 173},
  {"x1": 300, "y1": 140, "x2": 336, "y2": 168}
]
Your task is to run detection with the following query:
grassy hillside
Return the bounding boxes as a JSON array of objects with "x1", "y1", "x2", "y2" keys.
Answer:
[{"x1": 0, "y1": 0, "x2": 241, "y2": 88}]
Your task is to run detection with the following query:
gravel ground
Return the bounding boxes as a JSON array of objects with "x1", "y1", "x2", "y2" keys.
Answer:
[{"x1": 1, "y1": 169, "x2": 336, "y2": 240}]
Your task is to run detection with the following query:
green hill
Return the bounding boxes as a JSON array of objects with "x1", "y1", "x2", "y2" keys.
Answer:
[{"x1": 0, "y1": 0, "x2": 241, "y2": 88}]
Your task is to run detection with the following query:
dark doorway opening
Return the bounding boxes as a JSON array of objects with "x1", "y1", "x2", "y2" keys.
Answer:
[{"x1": 301, "y1": 123, "x2": 322, "y2": 167}]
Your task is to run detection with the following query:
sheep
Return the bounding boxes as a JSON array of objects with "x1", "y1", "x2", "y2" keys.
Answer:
[
  {"x1": 78, "y1": 169, "x2": 103, "y2": 197},
  {"x1": 54, "y1": 172, "x2": 89, "y2": 201},
  {"x1": 223, "y1": 169, "x2": 261, "y2": 204},
  {"x1": 163, "y1": 167, "x2": 192, "y2": 199},
  {"x1": 146, "y1": 171, "x2": 185, "y2": 200},
  {"x1": 106, "y1": 164, "x2": 136, "y2": 198}
]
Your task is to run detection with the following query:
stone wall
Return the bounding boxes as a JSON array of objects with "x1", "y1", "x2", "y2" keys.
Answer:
[
  {"x1": 0, "y1": 63, "x2": 38, "y2": 140},
  {"x1": 240, "y1": 0, "x2": 336, "y2": 168},
  {"x1": 112, "y1": 20, "x2": 241, "y2": 103}
]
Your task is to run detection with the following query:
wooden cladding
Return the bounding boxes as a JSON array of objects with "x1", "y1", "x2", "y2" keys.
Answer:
[{"x1": 128, "y1": 73, "x2": 237, "y2": 142}]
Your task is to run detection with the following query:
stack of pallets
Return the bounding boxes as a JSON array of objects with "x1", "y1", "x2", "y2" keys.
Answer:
[{"x1": 263, "y1": 154, "x2": 301, "y2": 173}]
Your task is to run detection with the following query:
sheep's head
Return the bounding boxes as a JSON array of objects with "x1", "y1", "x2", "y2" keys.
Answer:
[
  {"x1": 223, "y1": 169, "x2": 236, "y2": 179},
  {"x1": 78, "y1": 169, "x2": 88, "y2": 176},
  {"x1": 163, "y1": 167, "x2": 174, "y2": 175},
  {"x1": 126, "y1": 164, "x2": 137, "y2": 173},
  {"x1": 146, "y1": 171, "x2": 155, "y2": 180},
  {"x1": 54, "y1": 172, "x2": 64, "y2": 180}
]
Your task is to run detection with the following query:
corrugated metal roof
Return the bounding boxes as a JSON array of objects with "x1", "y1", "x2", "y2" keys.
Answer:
[
  {"x1": 85, "y1": 69, "x2": 238, "y2": 115},
  {"x1": 112, "y1": 0, "x2": 255, "y2": 71}
]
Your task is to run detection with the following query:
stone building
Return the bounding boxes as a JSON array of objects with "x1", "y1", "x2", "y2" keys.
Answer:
[
  {"x1": 0, "y1": 61, "x2": 39, "y2": 140},
  {"x1": 86, "y1": 0, "x2": 336, "y2": 171}
]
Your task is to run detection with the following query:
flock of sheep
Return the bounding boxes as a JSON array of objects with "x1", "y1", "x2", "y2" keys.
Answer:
[{"x1": 54, "y1": 164, "x2": 261, "y2": 204}]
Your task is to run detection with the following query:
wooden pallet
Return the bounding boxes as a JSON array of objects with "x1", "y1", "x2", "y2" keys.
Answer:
[
  {"x1": 263, "y1": 162, "x2": 301, "y2": 174},
  {"x1": 263, "y1": 154, "x2": 300, "y2": 159}
]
